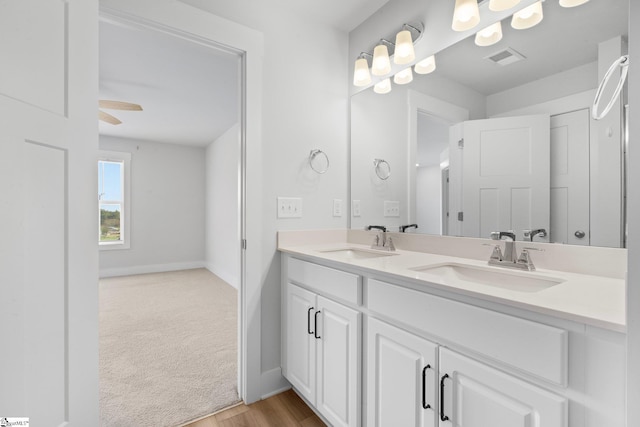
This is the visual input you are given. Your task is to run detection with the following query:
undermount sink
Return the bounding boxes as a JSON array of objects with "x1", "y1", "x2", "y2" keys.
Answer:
[
  {"x1": 318, "y1": 248, "x2": 398, "y2": 260},
  {"x1": 410, "y1": 263, "x2": 564, "y2": 293}
]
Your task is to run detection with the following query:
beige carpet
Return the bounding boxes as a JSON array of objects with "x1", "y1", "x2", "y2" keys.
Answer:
[{"x1": 99, "y1": 268, "x2": 240, "y2": 427}]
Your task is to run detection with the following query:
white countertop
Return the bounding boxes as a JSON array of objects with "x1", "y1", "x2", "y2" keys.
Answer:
[{"x1": 279, "y1": 241, "x2": 626, "y2": 333}]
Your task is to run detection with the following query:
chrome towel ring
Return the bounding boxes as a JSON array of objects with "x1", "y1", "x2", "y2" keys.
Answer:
[
  {"x1": 309, "y1": 149, "x2": 329, "y2": 174},
  {"x1": 374, "y1": 158, "x2": 391, "y2": 180},
  {"x1": 592, "y1": 55, "x2": 629, "y2": 120}
]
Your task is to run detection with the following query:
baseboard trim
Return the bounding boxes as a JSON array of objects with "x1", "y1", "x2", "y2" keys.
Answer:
[
  {"x1": 99, "y1": 261, "x2": 206, "y2": 278},
  {"x1": 261, "y1": 367, "x2": 290, "y2": 399},
  {"x1": 205, "y1": 262, "x2": 240, "y2": 289}
]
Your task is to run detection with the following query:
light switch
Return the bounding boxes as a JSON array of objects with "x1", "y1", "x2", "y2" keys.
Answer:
[
  {"x1": 277, "y1": 197, "x2": 302, "y2": 218},
  {"x1": 333, "y1": 199, "x2": 343, "y2": 217},
  {"x1": 352, "y1": 200, "x2": 361, "y2": 217},
  {"x1": 384, "y1": 200, "x2": 400, "y2": 217}
]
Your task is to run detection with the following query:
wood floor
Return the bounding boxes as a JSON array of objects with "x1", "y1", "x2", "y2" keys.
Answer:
[{"x1": 184, "y1": 389, "x2": 326, "y2": 427}]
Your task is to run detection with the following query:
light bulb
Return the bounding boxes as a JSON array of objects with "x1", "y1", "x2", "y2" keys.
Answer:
[
  {"x1": 559, "y1": 0, "x2": 589, "y2": 6},
  {"x1": 372, "y1": 44, "x2": 391, "y2": 76},
  {"x1": 374, "y1": 78, "x2": 392, "y2": 94},
  {"x1": 353, "y1": 57, "x2": 371, "y2": 87},
  {"x1": 475, "y1": 21, "x2": 503, "y2": 46},
  {"x1": 452, "y1": 0, "x2": 480, "y2": 32},
  {"x1": 489, "y1": 0, "x2": 520, "y2": 11},
  {"x1": 394, "y1": 30, "x2": 415, "y2": 65},
  {"x1": 393, "y1": 67, "x2": 413, "y2": 85},
  {"x1": 414, "y1": 55, "x2": 436, "y2": 74},
  {"x1": 511, "y1": 1, "x2": 544, "y2": 30}
]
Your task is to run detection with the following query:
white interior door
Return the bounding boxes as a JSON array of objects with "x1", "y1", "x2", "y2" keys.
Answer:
[
  {"x1": 550, "y1": 109, "x2": 590, "y2": 245},
  {"x1": 460, "y1": 115, "x2": 550, "y2": 240},
  {"x1": 0, "y1": 1, "x2": 98, "y2": 425}
]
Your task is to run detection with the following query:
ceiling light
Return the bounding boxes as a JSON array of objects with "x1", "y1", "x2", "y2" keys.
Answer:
[
  {"x1": 452, "y1": 0, "x2": 481, "y2": 32},
  {"x1": 353, "y1": 56, "x2": 371, "y2": 87},
  {"x1": 372, "y1": 44, "x2": 391, "y2": 76},
  {"x1": 559, "y1": 0, "x2": 589, "y2": 7},
  {"x1": 489, "y1": 0, "x2": 521, "y2": 11},
  {"x1": 374, "y1": 78, "x2": 392, "y2": 94},
  {"x1": 511, "y1": 1, "x2": 544, "y2": 29},
  {"x1": 394, "y1": 67, "x2": 413, "y2": 85},
  {"x1": 394, "y1": 29, "x2": 416, "y2": 64},
  {"x1": 414, "y1": 55, "x2": 436, "y2": 74},
  {"x1": 475, "y1": 21, "x2": 503, "y2": 46}
]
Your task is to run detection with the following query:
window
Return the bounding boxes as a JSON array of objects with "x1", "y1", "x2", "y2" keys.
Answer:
[{"x1": 98, "y1": 151, "x2": 131, "y2": 249}]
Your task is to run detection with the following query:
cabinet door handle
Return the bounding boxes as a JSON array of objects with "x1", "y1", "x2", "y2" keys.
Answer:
[
  {"x1": 422, "y1": 364, "x2": 432, "y2": 409},
  {"x1": 440, "y1": 373, "x2": 450, "y2": 422},
  {"x1": 314, "y1": 310, "x2": 321, "y2": 339},
  {"x1": 307, "y1": 307, "x2": 315, "y2": 335}
]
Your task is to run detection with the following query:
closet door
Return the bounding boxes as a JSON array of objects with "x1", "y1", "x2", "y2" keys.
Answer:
[{"x1": 367, "y1": 317, "x2": 438, "y2": 427}]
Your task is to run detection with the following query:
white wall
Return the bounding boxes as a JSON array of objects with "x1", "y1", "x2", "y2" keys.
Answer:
[
  {"x1": 99, "y1": 135, "x2": 206, "y2": 277},
  {"x1": 416, "y1": 165, "x2": 441, "y2": 235},
  {"x1": 206, "y1": 124, "x2": 241, "y2": 289}
]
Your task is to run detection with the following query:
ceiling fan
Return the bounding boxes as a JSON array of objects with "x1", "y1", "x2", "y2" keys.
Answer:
[{"x1": 98, "y1": 100, "x2": 143, "y2": 125}]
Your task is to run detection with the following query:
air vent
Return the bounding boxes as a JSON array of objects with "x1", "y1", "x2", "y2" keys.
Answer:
[{"x1": 484, "y1": 48, "x2": 526, "y2": 66}]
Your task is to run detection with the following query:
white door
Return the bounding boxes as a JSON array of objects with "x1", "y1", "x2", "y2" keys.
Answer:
[
  {"x1": 438, "y1": 348, "x2": 566, "y2": 427},
  {"x1": 0, "y1": 1, "x2": 98, "y2": 426},
  {"x1": 550, "y1": 109, "x2": 590, "y2": 245},
  {"x1": 285, "y1": 283, "x2": 317, "y2": 404},
  {"x1": 367, "y1": 317, "x2": 438, "y2": 427},
  {"x1": 316, "y1": 296, "x2": 361, "y2": 427},
  {"x1": 459, "y1": 115, "x2": 550, "y2": 241}
]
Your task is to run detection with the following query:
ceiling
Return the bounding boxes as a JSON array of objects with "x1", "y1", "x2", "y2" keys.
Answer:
[{"x1": 99, "y1": 0, "x2": 391, "y2": 147}]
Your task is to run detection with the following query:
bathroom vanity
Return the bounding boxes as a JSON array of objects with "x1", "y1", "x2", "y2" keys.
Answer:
[{"x1": 278, "y1": 230, "x2": 626, "y2": 427}]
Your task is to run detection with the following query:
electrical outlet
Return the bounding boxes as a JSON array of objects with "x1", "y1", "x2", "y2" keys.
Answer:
[
  {"x1": 384, "y1": 200, "x2": 400, "y2": 217},
  {"x1": 333, "y1": 199, "x2": 343, "y2": 217},
  {"x1": 277, "y1": 197, "x2": 302, "y2": 218},
  {"x1": 352, "y1": 200, "x2": 361, "y2": 217}
]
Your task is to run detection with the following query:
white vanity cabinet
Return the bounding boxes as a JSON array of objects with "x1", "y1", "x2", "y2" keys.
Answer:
[{"x1": 284, "y1": 279, "x2": 361, "y2": 427}]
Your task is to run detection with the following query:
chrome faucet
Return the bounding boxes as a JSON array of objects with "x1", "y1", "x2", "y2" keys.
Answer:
[
  {"x1": 399, "y1": 224, "x2": 418, "y2": 232},
  {"x1": 488, "y1": 231, "x2": 536, "y2": 271},
  {"x1": 366, "y1": 225, "x2": 395, "y2": 251},
  {"x1": 524, "y1": 228, "x2": 547, "y2": 242}
]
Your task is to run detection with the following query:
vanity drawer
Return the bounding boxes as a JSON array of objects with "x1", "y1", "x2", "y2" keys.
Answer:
[
  {"x1": 288, "y1": 257, "x2": 362, "y2": 305},
  {"x1": 367, "y1": 278, "x2": 568, "y2": 386}
]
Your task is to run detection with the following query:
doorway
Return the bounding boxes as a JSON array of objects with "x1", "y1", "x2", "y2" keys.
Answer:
[{"x1": 98, "y1": 15, "x2": 244, "y2": 427}]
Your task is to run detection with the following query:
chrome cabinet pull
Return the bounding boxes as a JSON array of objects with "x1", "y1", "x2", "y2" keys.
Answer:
[
  {"x1": 307, "y1": 307, "x2": 314, "y2": 335},
  {"x1": 440, "y1": 373, "x2": 450, "y2": 422},
  {"x1": 422, "y1": 364, "x2": 432, "y2": 409},
  {"x1": 575, "y1": 230, "x2": 586, "y2": 239}
]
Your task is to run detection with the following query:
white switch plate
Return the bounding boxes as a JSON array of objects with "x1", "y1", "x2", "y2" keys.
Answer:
[
  {"x1": 384, "y1": 200, "x2": 400, "y2": 217},
  {"x1": 277, "y1": 197, "x2": 302, "y2": 218},
  {"x1": 352, "y1": 200, "x2": 361, "y2": 217},
  {"x1": 333, "y1": 199, "x2": 343, "y2": 217}
]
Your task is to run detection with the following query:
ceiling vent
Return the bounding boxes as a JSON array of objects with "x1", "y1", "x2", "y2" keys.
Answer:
[{"x1": 484, "y1": 47, "x2": 526, "y2": 66}]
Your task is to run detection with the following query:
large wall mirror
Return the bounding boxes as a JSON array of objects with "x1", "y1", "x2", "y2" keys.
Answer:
[{"x1": 350, "y1": 0, "x2": 628, "y2": 248}]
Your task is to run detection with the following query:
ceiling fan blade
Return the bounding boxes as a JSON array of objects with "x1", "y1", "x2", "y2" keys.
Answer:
[
  {"x1": 99, "y1": 110, "x2": 122, "y2": 125},
  {"x1": 99, "y1": 100, "x2": 143, "y2": 111}
]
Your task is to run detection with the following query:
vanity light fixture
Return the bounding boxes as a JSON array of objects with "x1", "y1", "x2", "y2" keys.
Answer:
[
  {"x1": 559, "y1": 0, "x2": 589, "y2": 7},
  {"x1": 511, "y1": 1, "x2": 544, "y2": 30},
  {"x1": 394, "y1": 67, "x2": 413, "y2": 85},
  {"x1": 452, "y1": 0, "x2": 481, "y2": 32},
  {"x1": 394, "y1": 26, "x2": 417, "y2": 64},
  {"x1": 414, "y1": 55, "x2": 437, "y2": 74},
  {"x1": 372, "y1": 44, "x2": 392, "y2": 76},
  {"x1": 489, "y1": 0, "x2": 521, "y2": 11},
  {"x1": 374, "y1": 78, "x2": 392, "y2": 94},
  {"x1": 475, "y1": 21, "x2": 503, "y2": 46},
  {"x1": 353, "y1": 55, "x2": 372, "y2": 87}
]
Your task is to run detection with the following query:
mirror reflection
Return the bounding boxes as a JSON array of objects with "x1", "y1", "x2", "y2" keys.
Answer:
[{"x1": 350, "y1": 0, "x2": 628, "y2": 248}]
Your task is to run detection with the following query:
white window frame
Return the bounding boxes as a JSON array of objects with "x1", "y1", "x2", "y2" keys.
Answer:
[{"x1": 98, "y1": 150, "x2": 131, "y2": 250}]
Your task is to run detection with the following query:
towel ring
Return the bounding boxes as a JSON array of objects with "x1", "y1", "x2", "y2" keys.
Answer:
[
  {"x1": 592, "y1": 55, "x2": 629, "y2": 120},
  {"x1": 374, "y1": 158, "x2": 391, "y2": 180},
  {"x1": 309, "y1": 149, "x2": 329, "y2": 174}
]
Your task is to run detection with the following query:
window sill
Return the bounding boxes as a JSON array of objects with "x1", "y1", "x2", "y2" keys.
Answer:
[{"x1": 99, "y1": 241, "x2": 130, "y2": 251}]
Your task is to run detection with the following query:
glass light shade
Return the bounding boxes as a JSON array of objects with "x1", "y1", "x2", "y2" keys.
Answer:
[
  {"x1": 372, "y1": 45, "x2": 391, "y2": 76},
  {"x1": 475, "y1": 22, "x2": 503, "y2": 46},
  {"x1": 394, "y1": 30, "x2": 415, "y2": 64},
  {"x1": 489, "y1": 0, "x2": 520, "y2": 11},
  {"x1": 353, "y1": 57, "x2": 371, "y2": 87},
  {"x1": 414, "y1": 55, "x2": 436, "y2": 74},
  {"x1": 393, "y1": 67, "x2": 413, "y2": 85},
  {"x1": 374, "y1": 78, "x2": 392, "y2": 94},
  {"x1": 511, "y1": 1, "x2": 544, "y2": 30},
  {"x1": 559, "y1": 0, "x2": 589, "y2": 7},
  {"x1": 452, "y1": 0, "x2": 481, "y2": 32}
]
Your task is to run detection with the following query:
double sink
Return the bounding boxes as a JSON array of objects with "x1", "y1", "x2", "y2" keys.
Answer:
[{"x1": 318, "y1": 247, "x2": 564, "y2": 293}]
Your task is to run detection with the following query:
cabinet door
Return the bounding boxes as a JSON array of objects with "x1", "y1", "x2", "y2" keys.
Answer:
[
  {"x1": 367, "y1": 317, "x2": 438, "y2": 427},
  {"x1": 285, "y1": 283, "x2": 317, "y2": 404},
  {"x1": 316, "y1": 296, "x2": 361, "y2": 427},
  {"x1": 438, "y1": 348, "x2": 566, "y2": 427}
]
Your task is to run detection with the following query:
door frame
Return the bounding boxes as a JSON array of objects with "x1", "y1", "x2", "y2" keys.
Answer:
[{"x1": 99, "y1": 2, "x2": 264, "y2": 403}]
